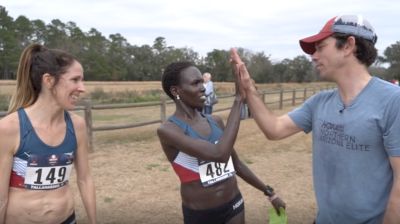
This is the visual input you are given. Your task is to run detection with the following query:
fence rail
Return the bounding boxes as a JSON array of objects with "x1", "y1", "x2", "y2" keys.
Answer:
[{"x1": 0, "y1": 85, "x2": 335, "y2": 151}]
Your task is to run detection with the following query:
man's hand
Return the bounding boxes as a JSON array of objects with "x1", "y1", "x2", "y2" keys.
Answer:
[{"x1": 230, "y1": 48, "x2": 257, "y2": 97}]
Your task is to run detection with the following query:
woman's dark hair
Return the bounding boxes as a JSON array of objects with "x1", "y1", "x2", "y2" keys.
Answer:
[
  {"x1": 332, "y1": 33, "x2": 377, "y2": 67},
  {"x1": 162, "y1": 61, "x2": 195, "y2": 100}
]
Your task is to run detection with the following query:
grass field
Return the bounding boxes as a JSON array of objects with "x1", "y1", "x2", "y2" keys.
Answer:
[{"x1": 0, "y1": 80, "x2": 333, "y2": 96}]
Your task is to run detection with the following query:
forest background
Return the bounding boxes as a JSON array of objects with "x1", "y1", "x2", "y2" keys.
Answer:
[{"x1": 1, "y1": 5, "x2": 400, "y2": 85}]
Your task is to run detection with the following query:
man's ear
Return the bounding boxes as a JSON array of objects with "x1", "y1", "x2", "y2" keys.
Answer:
[
  {"x1": 344, "y1": 36, "x2": 357, "y2": 56},
  {"x1": 42, "y1": 73, "x2": 55, "y2": 89}
]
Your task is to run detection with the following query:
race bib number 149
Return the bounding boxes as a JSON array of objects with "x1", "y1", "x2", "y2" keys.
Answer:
[
  {"x1": 24, "y1": 153, "x2": 74, "y2": 190},
  {"x1": 25, "y1": 165, "x2": 72, "y2": 189}
]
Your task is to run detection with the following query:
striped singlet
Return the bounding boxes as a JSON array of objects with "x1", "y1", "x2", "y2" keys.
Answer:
[
  {"x1": 168, "y1": 115, "x2": 235, "y2": 185},
  {"x1": 10, "y1": 108, "x2": 77, "y2": 190}
]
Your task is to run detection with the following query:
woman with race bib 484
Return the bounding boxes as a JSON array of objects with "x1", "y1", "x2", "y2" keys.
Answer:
[{"x1": 157, "y1": 60, "x2": 285, "y2": 224}]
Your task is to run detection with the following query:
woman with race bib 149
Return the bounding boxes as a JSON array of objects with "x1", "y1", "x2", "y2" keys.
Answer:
[{"x1": 0, "y1": 44, "x2": 96, "y2": 224}]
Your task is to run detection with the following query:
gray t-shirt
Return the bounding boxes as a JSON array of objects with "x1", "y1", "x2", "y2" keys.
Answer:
[{"x1": 289, "y1": 77, "x2": 400, "y2": 224}]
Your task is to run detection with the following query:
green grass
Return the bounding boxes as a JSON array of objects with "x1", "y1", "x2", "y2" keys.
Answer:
[
  {"x1": 104, "y1": 197, "x2": 114, "y2": 203},
  {"x1": 0, "y1": 88, "x2": 163, "y2": 112},
  {"x1": 160, "y1": 166, "x2": 170, "y2": 172},
  {"x1": 243, "y1": 158, "x2": 254, "y2": 164},
  {"x1": 146, "y1": 163, "x2": 160, "y2": 170},
  {"x1": 90, "y1": 87, "x2": 162, "y2": 104}
]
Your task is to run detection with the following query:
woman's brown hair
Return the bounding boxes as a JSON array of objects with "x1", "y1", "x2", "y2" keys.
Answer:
[{"x1": 8, "y1": 43, "x2": 76, "y2": 113}]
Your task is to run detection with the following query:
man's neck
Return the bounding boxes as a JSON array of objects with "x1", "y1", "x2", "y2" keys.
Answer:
[{"x1": 336, "y1": 65, "x2": 372, "y2": 106}]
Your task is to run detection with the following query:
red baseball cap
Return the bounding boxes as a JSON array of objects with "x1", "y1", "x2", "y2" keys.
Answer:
[{"x1": 299, "y1": 15, "x2": 377, "y2": 54}]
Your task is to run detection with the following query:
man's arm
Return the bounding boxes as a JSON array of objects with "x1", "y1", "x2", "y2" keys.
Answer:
[
  {"x1": 230, "y1": 48, "x2": 302, "y2": 140},
  {"x1": 383, "y1": 156, "x2": 400, "y2": 224}
]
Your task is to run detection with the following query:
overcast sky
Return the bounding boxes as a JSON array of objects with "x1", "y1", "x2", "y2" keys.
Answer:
[{"x1": 2, "y1": 0, "x2": 399, "y2": 62}]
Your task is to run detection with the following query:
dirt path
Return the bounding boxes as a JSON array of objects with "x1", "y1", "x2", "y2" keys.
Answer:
[{"x1": 70, "y1": 108, "x2": 316, "y2": 224}]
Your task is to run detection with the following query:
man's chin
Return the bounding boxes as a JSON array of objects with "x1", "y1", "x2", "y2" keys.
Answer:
[{"x1": 316, "y1": 71, "x2": 331, "y2": 82}]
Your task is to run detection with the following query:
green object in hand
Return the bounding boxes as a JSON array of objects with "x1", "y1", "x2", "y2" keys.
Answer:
[{"x1": 269, "y1": 207, "x2": 288, "y2": 224}]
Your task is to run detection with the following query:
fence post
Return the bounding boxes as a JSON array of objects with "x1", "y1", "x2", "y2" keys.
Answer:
[
  {"x1": 292, "y1": 89, "x2": 296, "y2": 106},
  {"x1": 160, "y1": 94, "x2": 167, "y2": 122},
  {"x1": 279, "y1": 89, "x2": 283, "y2": 109},
  {"x1": 83, "y1": 98, "x2": 94, "y2": 152},
  {"x1": 303, "y1": 88, "x2": 307, "y2": 102}
]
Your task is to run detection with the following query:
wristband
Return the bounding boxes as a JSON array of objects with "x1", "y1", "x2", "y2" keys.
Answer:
[
  {"x1": 268, "y1": 194, "x2": 278, "y2": 202},
  {"x1": 263, "y1": 185, "x2": 274, "y2": 197}
]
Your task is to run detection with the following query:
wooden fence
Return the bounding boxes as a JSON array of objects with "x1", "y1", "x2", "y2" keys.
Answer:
[{"x1": 0, "y1": 85, "x2": 335, "y2": 151}]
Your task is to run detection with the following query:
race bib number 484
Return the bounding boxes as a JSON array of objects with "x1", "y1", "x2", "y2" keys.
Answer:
[{"x1": 198, "y1": 157, "x2": 235, "y2": 187}]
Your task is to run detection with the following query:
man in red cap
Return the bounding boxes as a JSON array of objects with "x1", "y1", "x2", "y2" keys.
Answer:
[{"x1": 231, "y1": 15, "x2": 400, "y2": 224}]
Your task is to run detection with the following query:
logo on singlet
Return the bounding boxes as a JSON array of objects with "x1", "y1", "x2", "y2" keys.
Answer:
[{"x1": 49, "y1": 154, "x2": 59, "y2": 166}]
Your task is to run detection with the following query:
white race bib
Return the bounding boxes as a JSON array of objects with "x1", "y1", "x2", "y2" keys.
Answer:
[
  {"x1": 24, "y1": 165, "x2": 73, "y2": 189},
  {"x1": 24, "y1": 153, "x2": 74, "y2": 190},
  {"x1": 198, "y1": 156, "x2": 235, "y2": 187}
]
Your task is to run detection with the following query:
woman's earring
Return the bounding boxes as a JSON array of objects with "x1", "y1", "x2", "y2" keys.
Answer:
[{"x1": 176, "y1": 95, "x2": 180, "y2": 100}]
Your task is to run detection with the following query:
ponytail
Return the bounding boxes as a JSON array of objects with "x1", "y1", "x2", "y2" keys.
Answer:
[
  {"x1": 8, "y1": 44, "x2": 42, "y2": 114},
  {"x1": 7, "y1": 44, "x2": 76, "y2": 114}
]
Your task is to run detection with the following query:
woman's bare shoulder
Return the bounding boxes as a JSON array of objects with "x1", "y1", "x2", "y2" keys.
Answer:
[
  {"x1": 0, "y1": 112, "x2": 20, "y2": 135},
  {"x1": 0, "y1": 112, "x2": 20, "y2": 154},
  {"x1": 157, "y1": 120, "x2": 182, "y2": 136},
  {"x1": 67, "y1": 111, "x2": 86, "y2": 129}
]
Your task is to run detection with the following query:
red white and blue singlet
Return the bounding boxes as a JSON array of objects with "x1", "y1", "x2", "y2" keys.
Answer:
[
  {"x1": 9, "y1": 108, "x2": 77, "y2": 190},
  {"x1": 168, "y1": 115, "x2": 235, "y2": 187}
]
